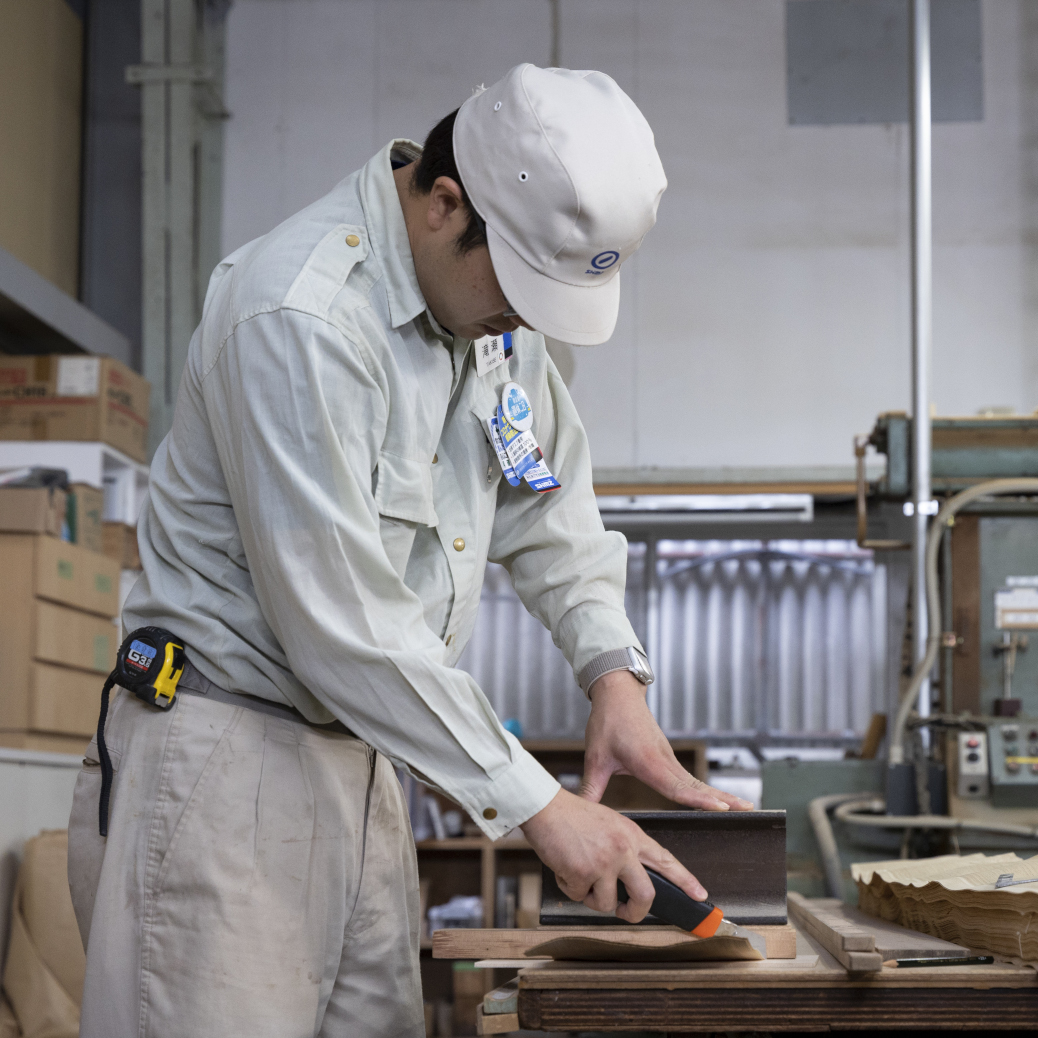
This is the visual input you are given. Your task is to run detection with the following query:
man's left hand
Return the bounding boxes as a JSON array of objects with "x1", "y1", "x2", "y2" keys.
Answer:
[{"x1": 580, "y1": 670, "x2": 753, "y2": 811}]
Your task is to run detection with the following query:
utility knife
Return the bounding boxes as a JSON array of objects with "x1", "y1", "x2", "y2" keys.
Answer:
[{"x1": 617, "y1": 868, "x2": 768, "y2": 958}]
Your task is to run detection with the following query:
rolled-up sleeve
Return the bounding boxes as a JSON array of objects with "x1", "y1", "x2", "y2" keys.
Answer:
[
  {"x1": 489, "y1": 357, "x2": 642, "y2": 678},
  {"x1": 202, "y1": 308, "x2": 559, "y2": 837}
]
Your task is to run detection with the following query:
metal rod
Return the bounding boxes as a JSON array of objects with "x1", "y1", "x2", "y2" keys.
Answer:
[
  {"x1": 645, "y1": 538, "x2": 660, "y2": 721},
  {"x1": 941, "y1": 526, "x2": 954, "y2": 713},
  {"x1": 910, "y1": 0, "x2": 933, "y2": 724}
]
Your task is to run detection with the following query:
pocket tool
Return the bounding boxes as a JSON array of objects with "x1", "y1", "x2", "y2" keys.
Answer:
[
  {"x1": 95, "y1": 626, "x2": 187, "y2": 837},
  {"x1": 617, "y1": 868, "x2": 768, "y2": 958}
]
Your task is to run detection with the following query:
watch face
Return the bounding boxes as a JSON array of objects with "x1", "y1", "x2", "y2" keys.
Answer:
[{"x1": 628, "y1": 648, "x2": 654, "y2": 685}]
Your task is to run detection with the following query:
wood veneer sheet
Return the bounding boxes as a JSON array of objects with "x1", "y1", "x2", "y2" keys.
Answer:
[
  {"x1": 852, "y1": 853, "x2": 1038, "y2": 967},
  {"x1": 525, "y1": 934, "x2": 764, "y2": 962}
]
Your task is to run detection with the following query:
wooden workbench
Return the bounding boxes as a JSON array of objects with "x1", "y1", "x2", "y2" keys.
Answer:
[{"x1": 515, "y1": 929, "x2": 1038, "y2": 1033}]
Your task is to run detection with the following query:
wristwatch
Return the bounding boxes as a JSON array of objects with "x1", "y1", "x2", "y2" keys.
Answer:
[{"x1": 578, "y1": 647, "x2": 655, "y2": 698}]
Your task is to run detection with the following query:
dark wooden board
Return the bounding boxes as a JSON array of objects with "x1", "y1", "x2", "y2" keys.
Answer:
[
  {"x1": 541, "y1": 810, "x2": 787, "y2": 926},
  {"x1": 515, "y1": 917, "x2": 1037, "y2": 1031},
  {"x1": 518, "y1": 985, "x2": 1038, "y2": 1032}
]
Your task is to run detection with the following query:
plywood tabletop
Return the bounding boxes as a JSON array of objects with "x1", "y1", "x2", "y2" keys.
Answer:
[
  {"x1": 517, "y1": 928, "x2": 1037, "y2": 990},
  {"x1": 433, "y1": 923, "x2": 797, "y2": 961}
]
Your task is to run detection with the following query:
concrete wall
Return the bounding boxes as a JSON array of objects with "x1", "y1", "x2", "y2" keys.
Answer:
[{"x1": 220, "y1": 0, "x2": 1038, "y2": 472}]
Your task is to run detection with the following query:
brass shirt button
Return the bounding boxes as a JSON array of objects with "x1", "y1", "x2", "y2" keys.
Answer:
[
  {"x1": 483, "y1": 807, "x2": 497, "y2": 821},
  {"x1": 445, "y1": 634, "x2": 453, "y2": 646},
  {"x1": 453, "y1": 537, "x2": 465, "y2": 552},
  {"x1": 432, "y1": 453, "x2": 438, "y2": 463},
  {"x1": 345, "y1": 234, "x2": 360, "y2": 247}
]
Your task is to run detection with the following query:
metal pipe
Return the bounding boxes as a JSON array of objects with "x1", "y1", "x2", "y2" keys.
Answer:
[
  {"x1": 808, "y1": 793, "x2": 875, "y2": 898},
  {"x1": 941, "y1": 526, "x2": 954, "y2": 713},
  {"x1": 910, "y1": 0, "x2": 934, "y2": 726},
  {"x1": 835, "y1": 798, "x2": 1038, "y2": 840}
]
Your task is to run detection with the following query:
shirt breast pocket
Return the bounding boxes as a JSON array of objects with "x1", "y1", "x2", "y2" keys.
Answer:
[{"x1": 374, "y1": 451, "x2": 438, "y2": 577}]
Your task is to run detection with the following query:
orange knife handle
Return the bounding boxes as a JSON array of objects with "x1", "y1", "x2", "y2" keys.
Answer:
[{"x1": 690, "y1": 905, "x2": 724, "y2": 938}]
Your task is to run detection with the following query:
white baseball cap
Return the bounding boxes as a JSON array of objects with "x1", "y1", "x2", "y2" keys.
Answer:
[{"x1": 453, "y1": 64, "x2": 667, "y2": 346}]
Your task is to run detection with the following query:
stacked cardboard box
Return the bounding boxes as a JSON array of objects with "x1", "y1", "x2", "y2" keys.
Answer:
[
  {"x1": 0, "y1": 484, "x2": 67, "y2": 538},
  {"x1": 452, "y1": 963, "x2": 493, "y2": 1037},
  {"x1": 0, "y1": 478, "x2": 111, "y2": 554},
  {"x1": 102, "y1": 521, "x2": 140, "y2": 570},
  {"x1": 69, "y1": 482, "x2": 103, "y2": 552},
  {"x1": 0, "y1": 533, "x2": 119, "y2": 754},
  {"x1": 0, "y1": 354, "x2": 150, "y2": 462}
]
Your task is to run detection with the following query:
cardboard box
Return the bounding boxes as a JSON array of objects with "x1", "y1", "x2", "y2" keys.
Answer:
[
  {"x1": 69, "y1": 482, "x2": 104, "y2": 553},
  {"x1": 0, "y1": 661, "x2": 100, "y2": 736},
  {"x1": 34, "y1": 599, "x2": 117, "y2": 672},
  {"x1": 0, "y1": 598, "x2": 116, "y2": 736},
  {"x1": 452, "y1": 963, "x2": 492, "y2": 1036},
  {"x1": 0, "y1": 354, "x2": 150, "y2": 462},
  {"x1": 0, "y1": 731, "x2": 90, "y2": 756},
  {"x1": 0, "y1": 533, "x2": 119, "y2": 617},
  {"x1": 102, "y1": 521, "x2": 140, "y2": 570},
  {"x1": 0, "y1": 485, "x2": 66, "y2": 537},
  {"x1": 0, "y1": 580, "x2": 116, "y2": 738}
]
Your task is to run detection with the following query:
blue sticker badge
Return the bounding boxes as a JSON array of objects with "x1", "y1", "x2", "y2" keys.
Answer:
[{"x1": 501, "y1": 381, "x2": 533, "y2": 432}]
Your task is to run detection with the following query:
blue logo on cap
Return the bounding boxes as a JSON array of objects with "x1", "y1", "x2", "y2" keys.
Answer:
[{"x1": 587, "y1": 250, "x2": 619, "y2": 275}]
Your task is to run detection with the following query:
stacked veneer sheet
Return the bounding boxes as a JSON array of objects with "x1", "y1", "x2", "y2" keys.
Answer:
[{"x1": 852, "y1": 853, "x2": 1038, "y2": 967}]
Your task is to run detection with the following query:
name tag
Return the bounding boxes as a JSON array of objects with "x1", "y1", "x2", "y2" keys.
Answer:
[
  {"x1": 497, "y1": 404, "x2": 542, "y2": 478},
  {"x1": 523, "y1": 458, "x2": 561, "y2": 494},
  {"x1": 474, "y1": 331, "x2": 513, "y2": 377},
  {"x1": 486, "y1": 412, "x2": 521, "y2": 486}
]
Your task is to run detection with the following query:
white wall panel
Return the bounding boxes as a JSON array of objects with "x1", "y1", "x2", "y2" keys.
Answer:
[{"x1": 222, "y1": 0, "x2": 1038, "y2": 469}]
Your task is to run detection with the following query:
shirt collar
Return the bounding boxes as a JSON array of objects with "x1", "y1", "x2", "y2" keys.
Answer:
[{"x1": 358, "y1": 139, "x2": 427, "y2": 330}]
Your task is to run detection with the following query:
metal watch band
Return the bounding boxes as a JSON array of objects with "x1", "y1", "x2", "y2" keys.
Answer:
[{"x1": 578, "y1": 647, "x2": 654, "y2": 697}]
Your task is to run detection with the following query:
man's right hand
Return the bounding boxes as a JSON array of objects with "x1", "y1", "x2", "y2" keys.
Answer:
[{"x1": 519, "y1": 789, "x2": 707, "y2": 924}]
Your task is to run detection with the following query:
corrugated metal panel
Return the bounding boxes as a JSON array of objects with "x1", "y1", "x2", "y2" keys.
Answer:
[
  {"x1": 456, "y1": 540, "x2": 888, "y2": 742},
  {"x1": 456, "y1": 563, "x2": 590, "y2": 738},
  {"x1": 651, "y1": 540, "x2": 887, "y2": 738}
]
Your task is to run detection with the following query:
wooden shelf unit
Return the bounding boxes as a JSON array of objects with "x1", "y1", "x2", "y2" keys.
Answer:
[
  {"x1": 416, "y1": 738, "x2": 707, "y2": 928},
  {"x1": 415, "y1": 738, "x2": 708, "y2": 1011}
]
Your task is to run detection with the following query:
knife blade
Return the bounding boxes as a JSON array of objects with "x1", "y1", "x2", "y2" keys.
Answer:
[{"x1": 617, "y1": 868, "x2": 768, "y2": 959}]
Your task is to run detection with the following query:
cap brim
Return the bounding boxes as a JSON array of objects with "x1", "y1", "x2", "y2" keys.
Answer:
[{"x1": 486, "y1": 225, "x2": 619, "y2": 346}]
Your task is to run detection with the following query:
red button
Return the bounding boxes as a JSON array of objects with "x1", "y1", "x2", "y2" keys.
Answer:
[{"x1": 966, "y1": 737, "x2": 980, "y2": 748}]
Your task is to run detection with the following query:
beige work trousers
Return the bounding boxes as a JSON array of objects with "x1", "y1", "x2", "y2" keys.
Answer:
[{"x1": 67, "y1": 688, "x2": 424, "y2": 1038}]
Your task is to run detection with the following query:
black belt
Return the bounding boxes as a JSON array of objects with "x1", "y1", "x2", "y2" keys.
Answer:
[{"x1": 177, "y1": 660, "x2": 356, "y2": 736}]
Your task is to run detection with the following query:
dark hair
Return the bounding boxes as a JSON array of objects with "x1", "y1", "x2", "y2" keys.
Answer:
[{"x1": 411, "y1": 108, "x2": 488, "y2": 254}]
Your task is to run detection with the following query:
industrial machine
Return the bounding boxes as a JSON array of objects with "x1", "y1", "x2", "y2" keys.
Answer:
[{"x1": 855, "y1": 413, "x2": 1038, "y2": 829}]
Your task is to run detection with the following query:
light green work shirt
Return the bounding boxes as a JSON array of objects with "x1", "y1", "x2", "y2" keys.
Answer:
[{"x1": 125, "y1": 139, "x2": 640, "y2": 837}]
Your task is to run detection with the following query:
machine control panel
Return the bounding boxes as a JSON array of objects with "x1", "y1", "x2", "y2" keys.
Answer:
[
  {"x1": 956, "y1": 730, "x2": 989, "y2": 799},
  {"x1": 986, "y1": 721, "x2": 1038, "y2": 808}
]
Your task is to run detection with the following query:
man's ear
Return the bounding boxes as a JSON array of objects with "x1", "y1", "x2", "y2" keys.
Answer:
[{"x1": 426, "y1": 176, "x2": 465, "y2": 232}]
